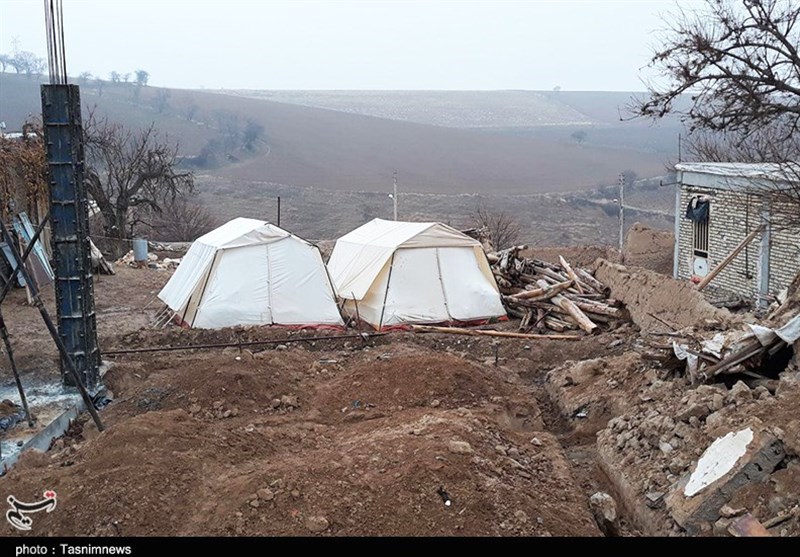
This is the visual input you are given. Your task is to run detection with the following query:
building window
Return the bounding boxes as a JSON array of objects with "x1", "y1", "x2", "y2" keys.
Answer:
[
  {"x1": 693, "y1": 218, "x2": 709, "y2": 257},
  {"x1": 686, "y1": 195, "x2": 710, "y2": 256}
]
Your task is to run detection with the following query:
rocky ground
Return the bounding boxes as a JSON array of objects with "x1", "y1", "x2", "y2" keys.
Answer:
[{"x1": 0, "y1": 244, "x2": 798, "y2": 537}]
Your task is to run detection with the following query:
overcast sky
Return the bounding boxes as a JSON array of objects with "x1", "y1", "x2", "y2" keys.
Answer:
[{"x1": 1, "y1": 0, "x2": 681, "y2": 91}]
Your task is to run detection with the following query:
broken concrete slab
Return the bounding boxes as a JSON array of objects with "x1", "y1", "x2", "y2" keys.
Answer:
[{"x1": 666, "y1": 426, "x2": 785, "y2": 534}]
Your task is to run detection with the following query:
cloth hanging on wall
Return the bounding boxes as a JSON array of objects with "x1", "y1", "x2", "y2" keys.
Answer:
[{"x1": 685, "y1": 196, "x2": 710, "y2": 222}]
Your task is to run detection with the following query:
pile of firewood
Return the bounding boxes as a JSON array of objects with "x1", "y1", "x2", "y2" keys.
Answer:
[{"x1": 487, "y1": 245, "x2": 628, "y2": 334}]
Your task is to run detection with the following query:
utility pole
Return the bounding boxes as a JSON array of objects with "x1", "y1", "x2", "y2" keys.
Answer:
[
  {"x1": 392, "y1": 171, "x2": 398, "y2": 221},
  {"x1": 618, "y1": 173, "x2": 625, "y2": 253}
]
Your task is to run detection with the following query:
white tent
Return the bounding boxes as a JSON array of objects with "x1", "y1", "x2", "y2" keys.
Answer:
[
  {"x1": 158, "y1": 217, "x2": 343, "y2": 328},
  {"x1": 327, "y1": 218, "x2": 506, "y2": 329}
]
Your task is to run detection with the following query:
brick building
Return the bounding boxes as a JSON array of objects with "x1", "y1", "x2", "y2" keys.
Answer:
[{"x1": 674, "y1": 162, "x2": 800, "y2": 305}]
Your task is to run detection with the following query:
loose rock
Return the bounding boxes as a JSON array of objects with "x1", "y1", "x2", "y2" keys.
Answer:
[
  {"x1": 448, "y1": 440, "x2": 474, "y2": 454},
  {"x1": 305, "y1": 515, "x2": 330, "y2": 533}
]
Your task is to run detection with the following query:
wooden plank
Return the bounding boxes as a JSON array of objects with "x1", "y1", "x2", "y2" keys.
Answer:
[
  {"x1": 728, "y1": 513, "x2": 771, "y2": 537},
  {"x1": 410, "y1": 324, "x2": 581, "y2": 340},
  {"x1": 697, "y1": 226, "x2": 764, "y2": 291}
]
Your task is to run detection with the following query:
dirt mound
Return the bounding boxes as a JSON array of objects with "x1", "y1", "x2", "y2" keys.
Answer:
[
  {"x1": 4, "y1": 339, "x2": 598, "y2": 536},
  {"x1": 623, "y1": 223, "x2": 674, "y2": 275},
  {"x1": 594, "y1": 259, "x2": 735, "y2": 332},
  {"x1": 311, "y1": 344, "x2": 538, "y2": 424}
]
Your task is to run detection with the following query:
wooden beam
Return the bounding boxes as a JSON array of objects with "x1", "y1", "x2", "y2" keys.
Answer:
[
  {"x1": 410, "y1": 324, "x2": 581, "y2": 340},
  {"x1": 537, "y1": 279, "x2": 598, "y2": 334},
  {"x1": 559, "y1": 255, "x2": 584, "y2": 294},
  {"x1": 697, "y1": 225, "x2": 765, "y2": 291}
]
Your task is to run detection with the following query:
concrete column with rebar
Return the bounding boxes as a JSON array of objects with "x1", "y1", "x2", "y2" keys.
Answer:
[{"x1": 40, "y1": 84, "x2": 100, "y2": 391}]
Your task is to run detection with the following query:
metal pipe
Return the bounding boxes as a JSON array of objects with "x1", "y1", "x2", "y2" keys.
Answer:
[
  {"x1": 103, "y1": 332, "x2": 387, "y2": 356},
  {"x1": 0, "y1": 221, "x2": 104, "y2": 432},
  {"x1": 0, "y1": 214, "x2": 50, "y2": 304},
  {"x1": 0, "y1": 308, "x2": 34, "y2": 427}
]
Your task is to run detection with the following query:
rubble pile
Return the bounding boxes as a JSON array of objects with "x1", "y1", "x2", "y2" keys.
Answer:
[
  {"x1": 639, "y1": 280, "x2": 800, "y2": 384},
  {"x1": 488, "y1": 245, "x2": 629, "y2": 334}
]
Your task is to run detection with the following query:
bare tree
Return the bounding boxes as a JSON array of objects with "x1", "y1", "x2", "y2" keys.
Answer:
[
  {"x1": 632, "y1": 0, "x2": 800, "y2": 140},
  {"x1": 135, "y1": 69, "x2": 149, "y2": 87},
  {"x1": 145, "y1": 197, "x2": 219, "y2": 242},
  {"x1": 243, "y1": 119, "x2": 265, "y2": 151},
  {"x1": 570, "y1": 130, "x2": 587, "y2": 144},
  {"x1": 109, "y1": 71, "x2": 121, "y2": 83},
  {"x1": 635, "y1": 0, "x2": 800, "y2": 230},
  {"x1": 12, "y1": 51, "x2": 45, "y2": 78},
  {"x1": 471, "y1": 205, "x2": 522, "y2": 250},
  {"x1": 78, "y1": 71, "x2": 93, "y2": 86},
  {"x1": 152, "y1": 89, "x2": 171, "y2": 114},
  {"x1": 182, "y1": 101, "x2": 199, "y2": 121},
  {"x1": 122, "y1": 72, "x2": 131, "y2": 84},
  {"x1": 0, "y1": 54, "x2": 12, "y2": 72},
  {"x1": 83, "y1": 114, "x2": 194, "y2": 258}
]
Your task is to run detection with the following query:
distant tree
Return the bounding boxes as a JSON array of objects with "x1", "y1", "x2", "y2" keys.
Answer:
[
  {"x1": 109, "y1": 71, "x2": 121, "y2": 83},
  {"x1": 122, "y1": 72, "x2": 131, "y2": 84},
  {"x1": 570, "y1": 130, "x2": 587, "y2": 144},
  {"x1": 135, "y1": 69, "x2": 149, "y2": 87},
  {"x1": 213, "y1": 109, "x2": 241, "y2": 147},
  {"x1": 0, "y1": 54, "x2": 12, "y2": 72},
  {"x1": 242, "y1": 119, "x2": 265, "y2": 151},
  {"x1": 78, "y1": 71, "x2": 93, "y2": 85},
  {"x1": 83, "y1": 113, "x2": 194, "y2": 258},
  {"x1": 471, "y1": 205, "x2": 521, "y2": 250},
  {"x1": 183, "y1": 101, "x2": 199, "y2": 121},
  {"x1": 552, "y1": 85, "x2": 562, "y2": 92},
  {"x1": 94, "y1": 77, "x2": 105, "y2": 97},
  {"x1": 621, "y1": 170, "x2": 638, "y2": 186},
  {"x1": 13, "y1": 51, "x2": 45, "y2": 77},
  {"x1": 153, "y1": 89, "x2": 171, "y2": 114},
  {"x1": 146, "y1": 197, "x2": 219, "y2": 242}
]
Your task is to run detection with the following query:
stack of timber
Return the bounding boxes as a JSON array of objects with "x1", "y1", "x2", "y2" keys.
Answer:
[{"x1": 487, "y1": 245, "x2": 628, "y2": 335}]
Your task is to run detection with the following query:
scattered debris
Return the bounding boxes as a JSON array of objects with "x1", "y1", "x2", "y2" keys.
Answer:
[{"x1": 116, "y1": 250, "x2": 181, "y2": 270}]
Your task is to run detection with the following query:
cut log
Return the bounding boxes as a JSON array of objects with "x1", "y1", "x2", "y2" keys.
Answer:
[
  {"x1": 537, "y1": 279, "x2": 598, "y2": 334},
  {"x1": 543, "y1": 317, "x2": 570, "y2": 332},
  {"x1": 511, "y1": 279, "x2": 573, "y2": 301},
  {"x1": 534, "y1": 308, "x2": 547, "y2": 332},
  {"x1": 410, "y1": 324, "x2": 580, "y2": 340},
  {"x1": 576, "y1": 268, "x2": 608, "y2": 294},
  {"x1": 519, "y1": 310, "x2": 533, "y2": 332},
  {"x1": 559, "y1": 255, "x2": 584, "y2": 294},
  {"x1": 535, "y1": 266, "x2": 571, "y2": 283},
  {"x1": 570, "y1": 299, "x2": 624, "y2": 318}
]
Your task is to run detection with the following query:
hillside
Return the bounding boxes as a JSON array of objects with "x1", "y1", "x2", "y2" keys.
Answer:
[{"x1": 1, "y1": 74, "x2": 668, "y2": 195}]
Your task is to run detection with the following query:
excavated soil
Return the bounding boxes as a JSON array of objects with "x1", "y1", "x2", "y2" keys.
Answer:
[{"x1": 3, "y1": 254, "x2": 798, "y2": 537}]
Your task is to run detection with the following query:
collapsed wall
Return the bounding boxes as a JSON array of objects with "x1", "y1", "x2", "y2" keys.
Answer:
[
  {"x1": 593, "y1": 259, "x2": 735, "y2": 331},
  {"x1": 623, "y1": 223, "x2": 674, "y2": 276}
]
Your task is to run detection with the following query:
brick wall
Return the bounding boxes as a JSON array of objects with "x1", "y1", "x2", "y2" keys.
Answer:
[
  {"x1": 769, "y1": 199, "x2": 800, "y2": 296},
  {"x1": 678, "y1": 186, "x2": 800, "y2": 300}
]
